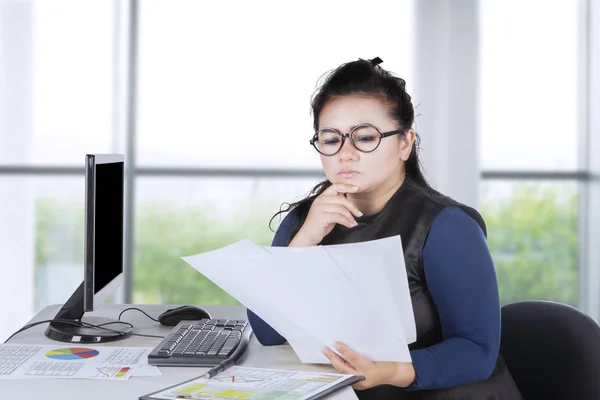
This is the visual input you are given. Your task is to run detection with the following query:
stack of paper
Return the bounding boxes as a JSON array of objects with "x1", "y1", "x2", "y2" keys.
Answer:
[{"x1": 182, "y1": 235, "x2": 415, "y2": 364}]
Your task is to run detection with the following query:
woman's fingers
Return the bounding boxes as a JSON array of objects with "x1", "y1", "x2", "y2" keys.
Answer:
[
  {"x1": 323, "y1": 183, "x2": 359, "y2": 196},
  {"x1": 322, "y1": 347, "x2": 357, "y2": 375},
  {"x1": 333, "y1": 342, "x2": 372, "y2": 370},
  {"x1": 320, "y1": 196, "x2": 362, "y2": 218},
  {"x1": 321, "y1": 205, "x2": 356, "y2": 228},
  {"x1": 293, "y1": 182, "x2": 362, "y2": 246},
  {"x1": 325, "y1": 213, "x2": 356, "y2": 229}
]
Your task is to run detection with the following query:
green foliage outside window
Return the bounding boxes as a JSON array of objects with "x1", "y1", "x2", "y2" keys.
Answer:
[
  {"x1": 481, "y1": 184, "x2": 578, "y2": 306},
  {"x1": 35, "y1": 183, "x2": 579, "y2": 307}
]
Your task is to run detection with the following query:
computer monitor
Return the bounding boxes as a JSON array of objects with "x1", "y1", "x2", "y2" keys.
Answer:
[{"x1": 45, "y1": 154, "x2": 132, "y2": 343}]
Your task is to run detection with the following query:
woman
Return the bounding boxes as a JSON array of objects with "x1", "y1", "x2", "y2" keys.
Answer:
[{"x1": 247, "y1": 58, "x2": 523, "y2": 399}]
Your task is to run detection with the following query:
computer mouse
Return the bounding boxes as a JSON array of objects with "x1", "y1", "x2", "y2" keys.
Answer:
[{"x1": 157, "y1": 305, "x2": 212, "y2": 326}]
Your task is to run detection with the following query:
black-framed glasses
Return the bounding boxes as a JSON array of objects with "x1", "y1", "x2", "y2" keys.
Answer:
[{"x1": 309, "y1": 123, "x2": 405, "y2": 156}]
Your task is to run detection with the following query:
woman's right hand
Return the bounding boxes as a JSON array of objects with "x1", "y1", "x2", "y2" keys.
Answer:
[{"x1": 289, "y1": 183, "x2": 363, "y2": 247}]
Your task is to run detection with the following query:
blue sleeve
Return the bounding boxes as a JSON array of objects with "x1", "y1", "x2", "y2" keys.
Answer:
[
  {"x1": 406, "y1": 207, "x2": 500, "y2": 391},
  {"x1": 246, "y1": 208, "x2": 301, "y2": 346}
]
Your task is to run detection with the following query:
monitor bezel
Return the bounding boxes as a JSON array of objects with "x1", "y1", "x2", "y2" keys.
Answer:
[{"x1": 83, "y1": 153, "x2": 125, "y2": 312}]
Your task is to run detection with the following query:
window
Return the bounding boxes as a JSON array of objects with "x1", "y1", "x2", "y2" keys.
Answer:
[
  {"x1": 0, "y1": 0, "x2": 116, "y2": 341},
  {"x1": 135, "y1": 0, "x2": 415, "y2": 303},
  {"x1": 4, "y1": 0, "x2": 595, "y2": 342},
  {"x1": 479, "y1": 0, "x2": 579, "y2": 171},
  {"x1": 480, "y1": 180, "x2": 579, "y2": 306},
  {"x1": 0, "y1": 0, "x2": 115, "y2": 166},
  {"x1": 133, "y1": 177, "x2": 321, "y2": 304},
  {"x1": 0, "y1": 0, "x2": 414, "y2": 340},
  {"x1": 478, "y1": 0, "x2": 584, "y2": 307},
  {"x1": 137, "y1": 0, "x2": 414, "y2": 169}
]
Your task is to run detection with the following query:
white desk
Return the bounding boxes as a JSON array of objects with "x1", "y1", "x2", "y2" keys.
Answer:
[{"x1": 1, "y1": 304, "x2": 358, "y2": 400}]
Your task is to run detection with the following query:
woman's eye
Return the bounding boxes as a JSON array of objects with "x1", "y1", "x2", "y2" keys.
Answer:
[
  {"x1": 356, "y1": 135, "x2": 377, "y2": 142},
  {"x1": 323, "y1": 138, "x2": 340, "y2": 145}
]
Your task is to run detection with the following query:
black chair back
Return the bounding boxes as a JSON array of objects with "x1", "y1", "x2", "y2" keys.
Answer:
[{"x1": 501, "y1": 300, "x2": 600, "y2": 399}]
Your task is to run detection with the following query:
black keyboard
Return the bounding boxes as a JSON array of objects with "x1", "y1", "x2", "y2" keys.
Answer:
[{"x1": 148, "y1": 318, "x2": 252, "y2": 367}]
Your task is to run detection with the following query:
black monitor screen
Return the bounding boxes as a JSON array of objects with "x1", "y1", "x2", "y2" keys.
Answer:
[{"x1": 93, "y1": 161, "x2": 124, "y2": 294}]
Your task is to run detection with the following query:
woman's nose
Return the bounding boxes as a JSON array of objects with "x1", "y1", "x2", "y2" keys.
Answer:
[{"x1": 338, "y1": 137, "x2": 358, "y2": 161}]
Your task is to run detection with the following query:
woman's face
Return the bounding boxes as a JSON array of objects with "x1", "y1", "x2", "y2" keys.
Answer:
[{"x1": 317, "y1": 95, "x2": 413, "y2": 195}]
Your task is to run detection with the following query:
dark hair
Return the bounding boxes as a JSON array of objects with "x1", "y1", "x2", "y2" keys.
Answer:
[{"x1": 269, "y1": 57, "x2": 429, "y2": 231}]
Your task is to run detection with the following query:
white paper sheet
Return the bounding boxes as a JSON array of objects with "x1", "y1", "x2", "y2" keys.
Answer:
[
  {"x1": 250, "y1": 249, "x2": 410, "y2": 362},
  {"x1": 183, "y1": 242, "x2": 329, "y2": 364},
  {"x1": 323, "y1": 236, "x2": 416, "y2": 344},
  {"x1": 132, "y1": 364, "x2": 162, "y2": 377},
  {"x1": 264, "y1": 237, "x2": 416, "y2": 344},
  {"x1": 0, "y1": 344, "x2": 157, "y2": 380},
  {"x1": 182, "y1": 235, "x2": 414, "y2": 363}
]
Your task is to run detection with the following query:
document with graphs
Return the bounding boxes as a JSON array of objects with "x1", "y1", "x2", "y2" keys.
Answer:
[
  {"x1": 139, "y1": 365, "x2": 363, "y2": 400},
  {"x1": 182, "y1": 236, "x2": 415, "y2": 364},
  {"x1": 0, "y1": 344, "x2": 159, "y2": 380}
]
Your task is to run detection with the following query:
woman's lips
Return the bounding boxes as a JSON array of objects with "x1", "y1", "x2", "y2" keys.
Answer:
[{"x1": 338, "y1": 171, "x2": 359, "y2": 179}]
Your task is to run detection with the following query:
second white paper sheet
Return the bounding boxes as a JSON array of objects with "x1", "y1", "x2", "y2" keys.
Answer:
[{"x1": 183, "y1": 240, "x2": 328, "y2": 363}]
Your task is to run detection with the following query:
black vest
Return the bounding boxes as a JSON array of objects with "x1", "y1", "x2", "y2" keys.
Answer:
[{"x1": 300, "y1": 178, "x2": 523, "y2": 400}]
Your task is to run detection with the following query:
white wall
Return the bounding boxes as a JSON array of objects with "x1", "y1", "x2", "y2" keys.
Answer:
[
  {"x1": 581, "y1": 0, "x2": 600, "y2": 322},
  {"x1": 412, "y1": 0, "x2": 480, "y2": 208},
  {"x1": 0, "y1": 0, "x2": 35, "y2": 341}
]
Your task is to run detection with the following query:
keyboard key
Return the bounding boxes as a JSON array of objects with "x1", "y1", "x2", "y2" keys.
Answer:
[
  {"x1": 212, "y1": 341, "x2": 226, "y2": 348},
  {"x1": 161, "y1": 341, "x2": 174, "y2": 349},
  {"x1": 191, "y1": 337, "x2": 206, "y2": 346},
  {"x1": 210, "y1": 338, "x2": 227, "y2": 346},
  {"x1": 217, "y1": 346, "x2": 235, "y2": 357},
  {"x1": 221, "y1": 337, "x2": 240, "y2": 351}
]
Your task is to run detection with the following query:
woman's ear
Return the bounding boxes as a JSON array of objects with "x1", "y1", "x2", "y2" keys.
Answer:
[{"x1": 400, "y1": 129, "x2": 416, "y2": 161}]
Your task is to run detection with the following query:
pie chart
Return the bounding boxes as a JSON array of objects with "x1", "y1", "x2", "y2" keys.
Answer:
[{"x1": 45, "y1": 347, "x2": 100, "y2": 360}]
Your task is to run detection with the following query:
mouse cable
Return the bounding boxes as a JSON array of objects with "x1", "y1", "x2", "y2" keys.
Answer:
[
  {"x1": 3, "y1": 318, "x2": 132, "y2": 343},
  {"x1": 94, "y1": 319, "x2": 164, "y2": 339},
  {"x1": 118, "y1": 307, "x2": 160, "y2": 323},
  {"x1": 3, "y1": 317, "x2": 163, "y2": 344}
]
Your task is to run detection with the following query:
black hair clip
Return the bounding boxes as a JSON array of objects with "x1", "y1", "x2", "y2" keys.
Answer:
[
  {"x1": 370, "y1": 57, "x2": 383, "y2": 66},
  {"x1": 359, "y1": 57, "x2": 383, "y2": 67}
]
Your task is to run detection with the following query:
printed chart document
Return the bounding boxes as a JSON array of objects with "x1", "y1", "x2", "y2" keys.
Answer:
[
  {"x1": 182, "y1": 235, "x2": 415, "y2": 364},
  {"x1": 0, "y1": 344, "x2": 159, "y2": 380},
  {"x1": 139, "y1": 365, "x2": 363, "y2": 400}
]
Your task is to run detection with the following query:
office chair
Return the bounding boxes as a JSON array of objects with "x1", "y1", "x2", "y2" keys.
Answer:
[{"x1": 500, "y1": 300, "x2": 600, "y2": 399}]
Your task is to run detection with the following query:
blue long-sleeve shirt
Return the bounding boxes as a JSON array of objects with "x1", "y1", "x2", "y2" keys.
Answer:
[{"x1": 247, "y1": 206, "x2": 500, "y2": 391}]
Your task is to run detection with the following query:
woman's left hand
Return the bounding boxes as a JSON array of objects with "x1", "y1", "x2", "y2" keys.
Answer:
[{"x1": 322, "y1": 342, "x2": 416, "y2": 390}]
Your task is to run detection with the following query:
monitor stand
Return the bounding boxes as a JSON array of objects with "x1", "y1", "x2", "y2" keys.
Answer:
[{"x1": 44, "y1": 282, "x2": 132, "y2": 343}]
